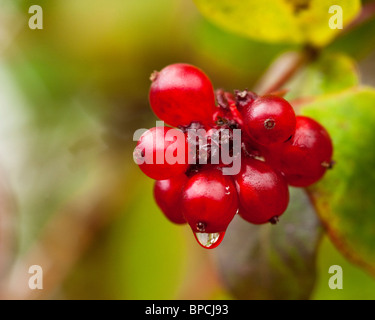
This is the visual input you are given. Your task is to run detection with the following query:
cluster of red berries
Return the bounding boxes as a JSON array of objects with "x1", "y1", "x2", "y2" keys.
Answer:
[{"x1": 134, "y1": 63, "x2": 333, "y2": 249}]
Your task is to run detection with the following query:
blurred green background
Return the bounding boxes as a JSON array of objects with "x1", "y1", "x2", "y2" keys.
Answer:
[{"x1": 0, "y1": 0, "x2": 375, "y2": 300}]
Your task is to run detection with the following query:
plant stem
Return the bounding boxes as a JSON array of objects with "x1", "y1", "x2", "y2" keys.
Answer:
[
  {"x1": 254, "y1": 46, "x2": 317, "y2": 95},
  {"x1": 257, "y1": 1, "x2": 375, "y2": 95}
]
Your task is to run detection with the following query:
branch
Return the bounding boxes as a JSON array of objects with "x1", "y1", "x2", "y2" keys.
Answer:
[{"x1": 253, "y1": 46, "x2": 317, "y2": 95}]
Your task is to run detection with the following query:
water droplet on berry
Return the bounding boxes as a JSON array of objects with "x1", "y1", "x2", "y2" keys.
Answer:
[
  {"x1": 194, "y1": 231, "x2": 225, "y2": 249},
  {"x1": 225, "y1": 186, "x2": 231, "y2": 195}
]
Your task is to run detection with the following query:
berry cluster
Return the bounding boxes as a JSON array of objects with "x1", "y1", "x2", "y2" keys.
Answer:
[{"x1": 134, "y1": 63, "x2": 333, "y2": 249}]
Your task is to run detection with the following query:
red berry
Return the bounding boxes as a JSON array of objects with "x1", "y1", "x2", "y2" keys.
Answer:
[
  {"x1": 257, "y1": 142, "x2": 284, "y2": 171},
  {"x1": 241, "y1": 95, "x2": 296, "y2": 145},
  {"x1": 235, "y1": 157, "x2": 289, "y2": 224},
  {"x1": 181, "y1": 168, "x2": 238, "y2": 234},
  {"x1": 154, "y1": 175, "x2": 188, "y2": 224},
  {"x1": 133, "y1": 126, "x2": 189, "y2": 180},
  {"x1": 137, "y1": 63, "x2": 336, "y2": 246},
  {"x1": 280, "y1": 116, "x2": 333, "y2": 187},
  {"x1": 149, "y1": 64, "x2": 217, "y2": 127}
]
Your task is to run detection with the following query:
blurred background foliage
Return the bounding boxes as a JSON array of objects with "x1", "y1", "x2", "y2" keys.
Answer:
[{"x1": 0, "y1": 0, "x2": 375, "y2": 299}]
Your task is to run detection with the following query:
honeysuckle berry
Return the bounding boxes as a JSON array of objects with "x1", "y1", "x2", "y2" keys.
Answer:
[
  {"x1": 279, "y1": 116, "x2": 334, "y2": 187},
  {"x1": 133, "y1": 126, "x2": 189, "y2": 180},
  {"x1": 154, "y1": 175, "x2": 188, "y2": 224},
  {"x1": 133, "y1": 63, "x2": 335, "y2": 249},
  {"x1": 181, "y1": 168, "x2": 239, "y2": 234},
  {"x1": 241, "y1": 95, "x2": 296, "y2": 146},
  {"x1": 235, "y1": 157, "x2": 289, "y2": 225},
  {"x1": 149, "y1": 63, "x2": 217, "y2": 127}
]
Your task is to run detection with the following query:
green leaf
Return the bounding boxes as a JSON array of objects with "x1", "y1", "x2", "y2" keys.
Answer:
[
  {"x1": 193, "y1": 0, "x2": 361, "y2": 46},
  {"x1": 215, "y1": 187, "x2": 323, "y2": 300},
  {"x1": 286, "y1": 52, "x2": 359, "y2": 100},
  {"x1": 301, "y1": 88, "x2": 375, "y2": 276}
]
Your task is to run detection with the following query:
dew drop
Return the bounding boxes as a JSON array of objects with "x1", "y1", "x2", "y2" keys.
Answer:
[
  {"x1": 194, "y1": 231, "x2": 225, "y2": 249},
  {"x1": 225, "y1": 186, "x2": 231, "y2": 195}
]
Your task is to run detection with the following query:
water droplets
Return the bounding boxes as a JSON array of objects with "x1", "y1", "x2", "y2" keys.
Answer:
[
  {"x1": 225, "y1": 186, "x2": 231, "y2": 195},
  {"x1": 194, "y1": 231, "x2": 225, "y2": 249}
]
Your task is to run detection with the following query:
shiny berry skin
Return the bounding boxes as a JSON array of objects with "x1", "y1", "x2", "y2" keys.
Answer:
[
  {"x1": 149, "y1": 64, "x2": 217, "y2": 127},
  {"x1": 241, "y1": 95, "x2": 296, "y2": 146},
  {"x1": 181, "y1": 168, "x2": 238, "y2": 233},
  {"x1": 280, "y1": 116, "x2": 333, "y2": 187},
  {"x1": 235, "y1": 157, "x2": 289, "y2": 225},
  {"x1": 154, "y1": 175, "x2": 188, "y2": 224},
  {"x1": 133, "y1": 126, "x2": 189, "y2": 180}
]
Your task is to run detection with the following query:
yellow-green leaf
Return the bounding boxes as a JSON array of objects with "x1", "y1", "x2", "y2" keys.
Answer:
[
  {"x1": 286, "y1": 52, "x2": 359, "y2": 100},
  {"x1": 193, "y1": 0, "x2": 361, "y2": 46}
]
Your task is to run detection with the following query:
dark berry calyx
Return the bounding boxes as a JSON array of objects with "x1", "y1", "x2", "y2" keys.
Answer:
[
  {"x1": 321, "y1": 160, "x2": 335, "y2": 169},
  {"x1": 196, "y1": 221, "x2": 207, "y2": 232},
  {"x1": 264, "y1": 118, "x2": 276, "y2": 130},
  {"x1": 269, "y1": 216, "x2": 280, "y2": 225},
  {"x1": 215, "y1": 89, "x2": 232, "y2": 111},
  {"x1": 234, "y1": 89, "x2": 257, "y2": 110}
]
